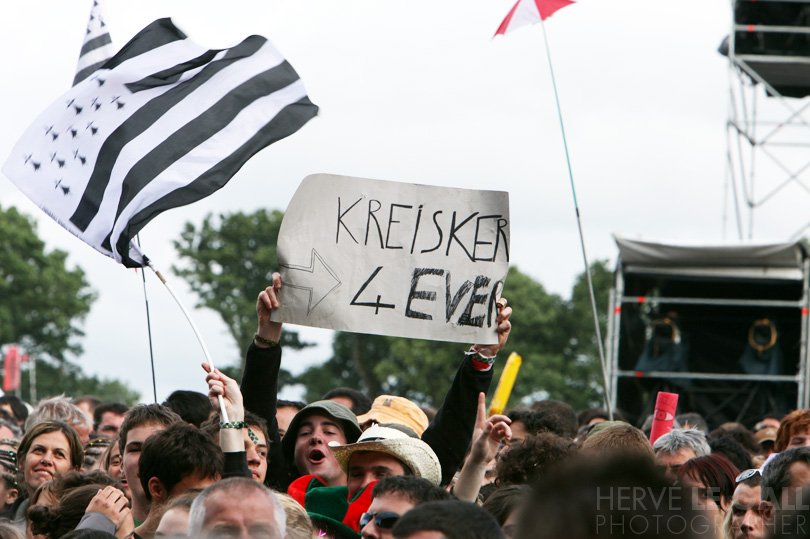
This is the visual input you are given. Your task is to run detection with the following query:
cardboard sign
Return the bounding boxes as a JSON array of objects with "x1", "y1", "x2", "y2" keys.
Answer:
[{"x1": 273, "y1": 174, "x2": 510, "y2": 344}]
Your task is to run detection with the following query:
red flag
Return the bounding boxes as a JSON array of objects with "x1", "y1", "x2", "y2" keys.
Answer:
[
  {"x1": 494, "y1": 0, "x2": 576, "y2": 36},
  {"x1": 3, "y1": 346, "x2": 21, "y2": 393}
]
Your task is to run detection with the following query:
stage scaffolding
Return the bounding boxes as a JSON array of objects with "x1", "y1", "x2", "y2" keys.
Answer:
[
  {"x1": 724, "y1": 0, "x2": 810, "y2": 240},
  {"x1": 606, "y1": 236, "x2": 810, "y2": 428}
]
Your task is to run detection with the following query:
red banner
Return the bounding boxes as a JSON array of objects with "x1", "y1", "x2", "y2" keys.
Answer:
[{"x1": 3, "y1": 346, "x2": 21, "y2": 393}]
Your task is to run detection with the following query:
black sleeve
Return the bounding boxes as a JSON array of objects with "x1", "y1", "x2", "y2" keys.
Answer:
[
  {"x1": 222, "y1": 451, "x2": 252, "y2": 479},
  {"x1": 240, "y1": 342, "x2": 289, "y2": 490},
  {"x1": 421, "y1": 357, "x2": 494, "y2": 486}
]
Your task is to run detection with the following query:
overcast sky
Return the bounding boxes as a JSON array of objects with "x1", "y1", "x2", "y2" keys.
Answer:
[{"x1": 5, "y1": 0, "x2": 797, "y2": 404}]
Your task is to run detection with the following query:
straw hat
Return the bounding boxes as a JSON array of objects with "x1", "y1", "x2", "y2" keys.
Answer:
[
  {"x1": 356, "y1": 395, "x2": 429, "y2": 436},
  {"x1": 331, "y1": 425, "x2": 441, "y2": 485}
]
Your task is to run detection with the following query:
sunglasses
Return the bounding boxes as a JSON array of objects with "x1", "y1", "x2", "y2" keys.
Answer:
[
  {"x1": 359, "y1": 511, "x2": 401, "y2": 529},
  {"x1": 736, "y1": 468, "x2": 761, "y2": 483}
]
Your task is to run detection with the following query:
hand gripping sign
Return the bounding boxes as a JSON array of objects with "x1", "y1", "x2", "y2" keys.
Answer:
[{"x1": 272, "y1": 174, "x2": 510, "y2": 344}]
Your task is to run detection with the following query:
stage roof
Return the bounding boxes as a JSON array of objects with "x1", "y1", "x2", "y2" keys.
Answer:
[{"x1": 614, "y1": 235, "x2": 808, "y2": 281}]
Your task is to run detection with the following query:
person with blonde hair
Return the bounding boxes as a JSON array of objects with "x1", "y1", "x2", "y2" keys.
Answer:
[
  {"x1": 580, "y1": 423, "x2": 654, "y2": 460},
  {"x1": 274, "y1": 492, "x2": 314, "y2": 539}
]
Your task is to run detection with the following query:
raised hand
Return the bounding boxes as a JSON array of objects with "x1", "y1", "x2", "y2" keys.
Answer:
[
  {"x1": 202, "y1": 363, "x2": 245, "y2": 423},
  {"x1": 85, "y1": 486, "x2": 133, "y2": 538},
  {"x1": 255, "y1": 272, "x2": 283, "y2": 346},
  {"x1": 472, "y1": 298, "x2": 512, "y2": 358},
  {"x1": 469, "y1": 392, "x2": 512, "y2": 466}
]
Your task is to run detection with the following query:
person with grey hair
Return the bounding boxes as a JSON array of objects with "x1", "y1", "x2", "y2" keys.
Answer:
[
  {"x1": 652, "y1": 428, "x2": 711, "y2": 481},
  {"x1": 25, "y1": 396, "x2": 93, "y2": 444},
  {"x1": 188, "y1": 477, "x2": 286, "y2": 539}
]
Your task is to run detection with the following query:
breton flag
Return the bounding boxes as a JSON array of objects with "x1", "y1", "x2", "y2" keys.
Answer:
[
  {"x1": 3, "y1": 18, "x2": 318, "y2": 268},
  {"x1": 74, "y1": 0, "x2": 115, "y2": 86},
  {"x1": 495, "y1": 0, "x2": 576, "y2": 36}
]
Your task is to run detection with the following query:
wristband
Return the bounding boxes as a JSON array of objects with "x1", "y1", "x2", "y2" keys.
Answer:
[
  {"x1": 465, "y1": 346, "x2": 497, "y2": 364},
  {"x1": 254, "y1": 334, "x2": 279, "y2": 347},
  {"x1": 466, "y1": 346, "x2": 497, "y2": 371},
  {"x1": 220, "y1": 421, "x2": 260, "y2": 445}
]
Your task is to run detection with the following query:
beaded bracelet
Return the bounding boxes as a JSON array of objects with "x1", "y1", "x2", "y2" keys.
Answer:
[
  {"x1": 464, "y1": 346, "x2": 497, "y2": 365},
  {"x1": 254, "y1": 333, "x2": 279, "y2": 347},
  {"x1": 220, "y1": 421, "x2": 260, "y2": 445}
]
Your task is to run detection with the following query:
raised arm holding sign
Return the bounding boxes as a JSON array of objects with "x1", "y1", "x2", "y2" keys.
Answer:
[
  {"x1": 241, "y1": 173, "x2": 512, "y2": 489},
  {"x1": 242, "y1": 274, "x2": 513, "y2": 489}
]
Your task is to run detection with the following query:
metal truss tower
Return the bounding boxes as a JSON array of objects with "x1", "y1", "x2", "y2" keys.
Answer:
[{"x1": 725, "y1": 0, "x2": 810, "y2": 240}]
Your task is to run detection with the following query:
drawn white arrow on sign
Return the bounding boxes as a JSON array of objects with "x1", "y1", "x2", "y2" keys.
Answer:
[{"x1": 280, "y1": 249, "x2": 342, "y2": 315}]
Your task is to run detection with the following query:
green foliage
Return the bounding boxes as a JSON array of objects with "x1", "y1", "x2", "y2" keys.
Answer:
[
  {"x1": 173, "y1": 210, "x2": 312, "y2": 369},
  {"x1": 296, "y1": 263, "x2": 613, "y2": 411},
  {"x1": 296, "y1": 333, "x2": 390, "y2": 402},
  {"x1": 17, "y1": 359, "x2": 140, "y2": 405},
  {"x1": 0, "y1": 206, "x2": 96, "y2": 360},
  {"x1": 0, "y1": 205, "x2": 139, "y2": 403}
]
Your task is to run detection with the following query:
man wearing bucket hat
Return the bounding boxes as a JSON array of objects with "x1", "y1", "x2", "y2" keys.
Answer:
[
  {"x1": 240, "y1": 274, "x2": 513, "y2": 490},
  {"x1": 332, "y1": 424, "x2": 442, "y2": 499},
  {"x1": 280, "y1": 400, "x2": 363, "y2": 488}
]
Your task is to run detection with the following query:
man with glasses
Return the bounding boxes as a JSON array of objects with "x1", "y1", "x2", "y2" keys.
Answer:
[
  {"x1": 730, "y1": 468, "x2": 766, "y2": 539},
  {"x1": 360, "y1": 476, "x2": 451, "y2": 539}
]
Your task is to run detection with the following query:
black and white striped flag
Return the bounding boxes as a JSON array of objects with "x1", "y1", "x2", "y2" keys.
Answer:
[
  {"x1": 74, "y1": 0, "x2": 115, "y2": 86},
  {"x1": 3, "y1": 18, "x2": 318, "y2": 268}
]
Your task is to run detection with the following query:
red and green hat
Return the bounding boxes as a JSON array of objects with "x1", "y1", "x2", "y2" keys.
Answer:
[{"x1": 288, "y1": 474, "x2": 375, "y2": 538}]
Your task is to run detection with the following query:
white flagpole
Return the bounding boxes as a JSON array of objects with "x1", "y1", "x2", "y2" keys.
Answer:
[
  {"x1": 538, "y1": 17, "x2": 613, "y2": 419},
  {"x1": 147, "y1": 262, "x2": 230, "y2": 423}
]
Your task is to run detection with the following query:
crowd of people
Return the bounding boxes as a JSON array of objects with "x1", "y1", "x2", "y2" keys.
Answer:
[{"x1": 3, "y1": 274, "x2": 810, "y2": 538}]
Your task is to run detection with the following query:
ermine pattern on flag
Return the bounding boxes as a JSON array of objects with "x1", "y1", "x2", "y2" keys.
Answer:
[
  {"x1": 74, "y1": 0, "x2": 115, "y2": 86},
  {"x1": 3, "y1": 18, "x2": 318, "y2": 268}
]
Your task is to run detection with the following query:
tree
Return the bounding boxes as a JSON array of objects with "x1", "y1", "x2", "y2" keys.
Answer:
[
  {"x1": 173, "y1": 210, "x2": 312, "y2": 370},
  {"x1": 505, "y1": 261, "x2": 612, "y2": 410},
  {"x1": 18, "y1": 359, "x2": 140, "y2": 405},
  {"x1": 296, "y1": 263, "x2": 612, "y2": 410},
  {"x1": 0, "y1": 206, "x2": 96, "y2": 361},
  {"x1": 0, "y1": 205, "x2": 140, "y2": 403}
]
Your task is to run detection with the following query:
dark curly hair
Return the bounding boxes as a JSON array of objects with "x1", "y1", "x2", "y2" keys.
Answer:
[
  {"x1": 708, "y1": 423, "x2": 761, "y2": 455},
  {"x1": 708, "y1": 437, "x2": 754, "y2": 472},
  {"x1": 29, "y1": 484, "x2": 118, "y2": 538},
  {"x1": 506, "y1": 408, "x2": 569, "y2": 439},
  {"x1": 496, "y1": 433, "x2": 576, "y2": 486}
]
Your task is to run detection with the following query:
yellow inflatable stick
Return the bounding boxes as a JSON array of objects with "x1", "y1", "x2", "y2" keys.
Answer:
[{"x1": 487, "y1": 352, "x2": 522, "y2": 416}]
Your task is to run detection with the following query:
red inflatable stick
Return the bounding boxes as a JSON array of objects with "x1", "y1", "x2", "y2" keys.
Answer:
[{"x1": 649, "y1": 391, "x2": 679, "y2": 445}]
